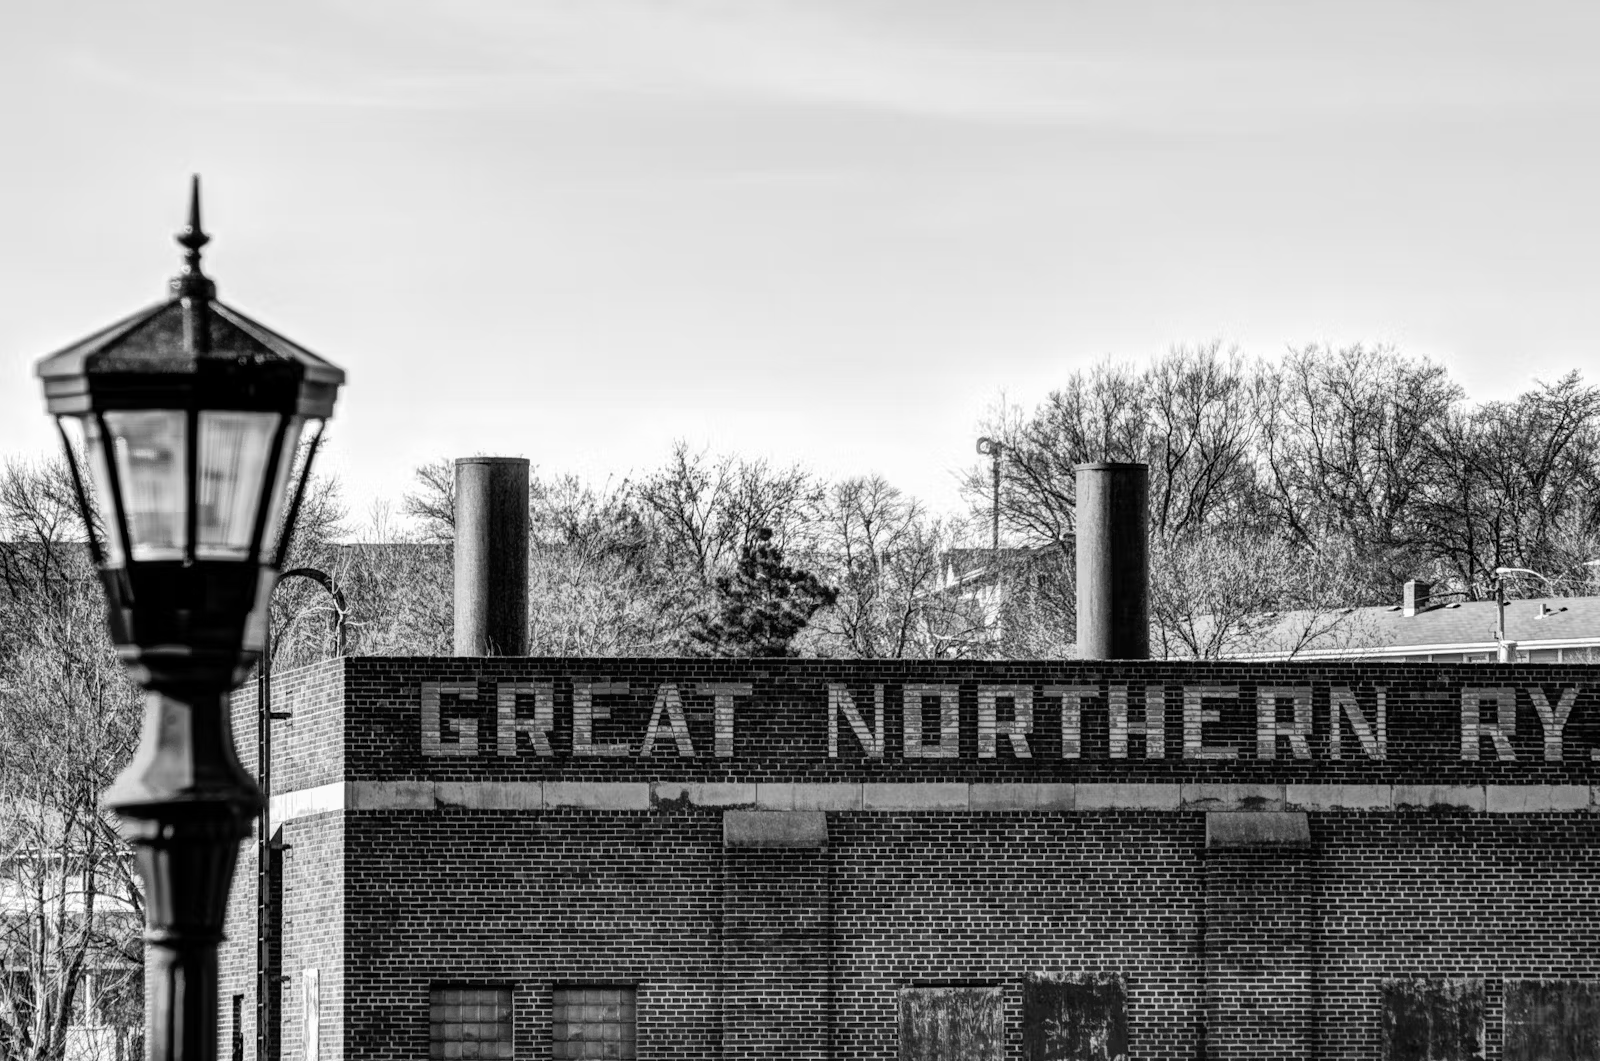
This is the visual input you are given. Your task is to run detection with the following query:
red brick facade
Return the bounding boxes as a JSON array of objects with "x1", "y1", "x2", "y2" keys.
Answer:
[{"x1": 221, "y1": 658, "x2": 1600, "y2": 1059}]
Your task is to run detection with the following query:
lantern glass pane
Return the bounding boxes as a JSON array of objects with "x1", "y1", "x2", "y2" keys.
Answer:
[
  {"x1": 196, "y1": 411, "x2": 279, "y2": 559},
  {"x1": 102, "y1": 410, "x2": 186, "y2": 561},
  {"x1": 260, "y1": 417, "x2": 306, "y2": 562},
  {"x1": 69, "y1": 416, "x2": 123, "y2": 565}
]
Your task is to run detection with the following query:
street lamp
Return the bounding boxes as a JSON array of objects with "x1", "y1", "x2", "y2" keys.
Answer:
[
  {"x1": 975, "y1": 436, "x2": 1006, "y2": 558},
  {"x1": 33, "y1": 177, "x2": 344, "y2": 1061},
  {"x1": 1491, "y1": 563, "x2": 1600, "y2": 662}
]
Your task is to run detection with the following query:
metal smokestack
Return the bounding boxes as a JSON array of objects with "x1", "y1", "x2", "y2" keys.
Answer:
[
  {"x1": 453, "y1": 456, "x2": 529, "y2": 656},
  {"x1": 1075, "y1": 462, "x2": 1149, "y2": 659}
]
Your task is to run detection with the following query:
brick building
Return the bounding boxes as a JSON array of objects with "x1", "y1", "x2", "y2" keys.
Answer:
[{"x1": 222, "y1": 656, "x2": 1600, "y2": 1060}]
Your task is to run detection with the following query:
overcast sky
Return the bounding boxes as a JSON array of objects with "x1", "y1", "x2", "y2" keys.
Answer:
[{"x1": 4, "y1": 1, "x2": 1599, "y2": 533}]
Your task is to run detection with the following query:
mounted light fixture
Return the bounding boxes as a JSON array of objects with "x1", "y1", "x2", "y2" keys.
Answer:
[{"x1": 33, "y1": 177, "x2": 345, "y2": 1061}]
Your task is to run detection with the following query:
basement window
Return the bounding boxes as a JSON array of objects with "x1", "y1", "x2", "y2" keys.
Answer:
[
  {"x1": 899, "y1": 985, "x2": 1004, "y2": 1061},
  {"x1": 429, "y1": 985, "x2": 513, "y2": 1060},
  {"x1": 552, "y1": 985, "x2": 636, "y2": 1060},
  {"x1": 1380, "y1": 977, "x2": 1484, "y2": 1061},
  {"x1": 1504, "y1": 980, "x2": 1600, "y2": 1061},
  {"x1": 1023, "y1": 975, "x2": 1126, "y2": 1061}
]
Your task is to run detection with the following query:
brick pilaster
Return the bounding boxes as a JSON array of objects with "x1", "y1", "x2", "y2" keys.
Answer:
[
  {"x1": 721, "y1": 812, "x2": 831, "y2": 1059},
  {"x1": 1203, "y1": 813, "x2": 1315, "y2": 1061}
]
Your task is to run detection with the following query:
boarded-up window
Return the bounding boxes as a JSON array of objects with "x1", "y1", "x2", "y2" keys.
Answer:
[
  {"x1": 1504, "y1": 980, "x2": 1600, "y2": 1061},
  {"x1": 1380, "y1": 977, "x2": 1484, "y2": 1061},
  {"x1": 1023, "y1": 975, "x2": 1127, "y2": 1061},
  {"x1": 552, "y1": 986, "x2": 636, "y2": 1060},
  {"x1": 899, "y1": 985, "x2": 1004, "y2": 1061},
  {"x1": 429, "y1": 985, "x2": 513, "y2": 1060}
]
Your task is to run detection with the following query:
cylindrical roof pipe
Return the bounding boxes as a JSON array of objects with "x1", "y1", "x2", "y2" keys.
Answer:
[
  {"x1": 453, "y1": 456, "x2": 529, "y2": 656},
  {"x1": 1075, "y1": 462, "x2": 1149, "y2": 660}
]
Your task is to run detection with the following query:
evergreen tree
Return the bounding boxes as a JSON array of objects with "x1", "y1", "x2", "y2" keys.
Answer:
[{"x1": 687, "y1": 528, "x2": 837, "y2": 657}]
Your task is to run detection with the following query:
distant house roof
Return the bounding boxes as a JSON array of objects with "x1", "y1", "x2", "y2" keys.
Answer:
[
  {"x1": 939, "y1": 545, "x2": 1066, "y2": 593},
  {"x1": 1222, "y1": 594, "x2": 1600, "y2": 663}
]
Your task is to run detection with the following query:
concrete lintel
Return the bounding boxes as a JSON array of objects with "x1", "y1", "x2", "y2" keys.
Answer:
[
  {"x1": 653, "y1": 782, "x2": 756, "y2": 808},
  {"x1": 1285, "y1": 784, "x2": 1393, "y2": 811},
  {"x1": 723, "y1": 810, "x2": 828, "y2": 849},
  {"x1": 1076, "y1": 783, "x2": 1181, "y2": 812},
  {"x1": 543, "y1": 781, "x2": 651, "y2": 811},
  {"x1": 969, "y1": 784, "x2": 1079, "y2": 812},
  {"x1": 349, "y1": 780, "x2": 435, "y2": 811},
  {"x1": 863, "y1": 782, "x2": 969, "y2": 812},
  {"x1": 1485, "y1": 784, "x2": 1592, "y2": 814},
  {"x1": 434, "y1": 781, "x2": 543, "y2": 811},
  {"x1": 1206, "y1": 811, "x2": 1311, "y2": 849},
  {"x1": 1036, "y1": 784, "x2": 1078, "y2": 811},
  {"x1": 270, "y1": 781, "x2": 347, "y2": 823},
  {"x1": 1393, "y1": 785, "x2": 1486, "y2": 813},
  {"x1": 789, "y1": 783, "x2": 863, "y2": 811},
  {"x1": 755, "y1": 782, "x2": 862, "y2": 811},
  {"x1": 1180, "y1": 783, "x2": 1286, "y2": 812},
  {"x1": 971, "y1": 784, "x2": 1037, "y2": 811}
]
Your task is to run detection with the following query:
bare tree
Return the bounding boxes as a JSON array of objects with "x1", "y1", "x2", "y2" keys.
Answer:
[
  {"x1": 1256, "y1": 344, "x2": 1461, "y2": 601},
  {"x1": 639, "y1": 442, "x2": 822, "y2": 588},
  {"x1": 0, "y1": 458, "x2": 142, "y2": 1061},
  {"x1": 964, "y1": 362, "x2": 1143, "y2": 554},
  {"x1": 525, "y1": 476, "x2": 681, "y2": 656},
  {"x1": 324, "y1": 503, "x2": 453, "y2": 658},
  {"x1": 967, "y1": 344, "x2": 1261, "y2": 555},
  {"x1": 1148, "y1": 531, "x2": 1363, "y2": 659},
  {"x1": 1413, "y1": 372, "x2": 1600, "y2": 597},
  {"x1": 400, "y1": 458, "x2": 456, "y2": 544},
  {"x1": 261, "y1": 445, "x2": 353, "y2": 671},
  {"x1": 1143, "y1": 343, "x2": 1261, "y2": 538},
  {"x1": 803, "y1": 477, "x2": 988, "y2": 658}
]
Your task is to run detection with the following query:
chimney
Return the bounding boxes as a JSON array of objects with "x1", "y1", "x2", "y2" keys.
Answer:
[
  {"x1": 453, "y1": 457, "x2": 529, "y2": 656},
  {"x1": 1402, "y1": 580, "x2": 1430, "y2": 618},
  {"x1": 1075, "y1": 462, "x2": 1149, "y2": 659}
]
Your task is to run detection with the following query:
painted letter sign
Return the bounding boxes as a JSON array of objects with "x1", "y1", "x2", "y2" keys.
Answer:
[{"x1": 403, "y1": 668, "x2": 1600, "y2": 767}]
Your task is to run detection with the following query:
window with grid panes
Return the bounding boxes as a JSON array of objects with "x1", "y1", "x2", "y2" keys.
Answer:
[
  {"x1": 551, "y1": 986, "x2": 636, "y2": 1060},
  {"x1": 429, "y1": 985, "x2": 513, "y2": 1060}
]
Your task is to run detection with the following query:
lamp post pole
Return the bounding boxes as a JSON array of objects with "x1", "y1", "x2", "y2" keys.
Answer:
[{"x1": 256, "y1": 568, "x2": 345, "y2": 1061}]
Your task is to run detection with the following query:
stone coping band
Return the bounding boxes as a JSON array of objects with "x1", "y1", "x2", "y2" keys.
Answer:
[{"x1": 270, "y1": 780, "x2": 1600, "y2": 824}]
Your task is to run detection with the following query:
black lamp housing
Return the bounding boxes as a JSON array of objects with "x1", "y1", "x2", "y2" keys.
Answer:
[{"x1": 36, "y1": 177, "x2": 344, "y2": 692}]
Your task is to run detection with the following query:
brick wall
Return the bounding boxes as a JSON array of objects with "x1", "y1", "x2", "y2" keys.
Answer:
[
  {"x1": 722, "y1": 844, "x2": 830, "y2": 1057},
  {"x1": 343, "y1": 808, "x2": 724, "y2": 1061},
  {"x1": 215, "y1": 658, "x2": 1600, "y2": 1061},
  {"x1": 831, "y1": 811, "x2": 1205, "y2": 1060},
  {"x1": 223, "y1": 659, "x2": 345, "y2": 1061},
  {"x1": 1204, "y1": 847, "x2": 1314, "y2": 1059},
  {"x1": 1316, "y1": 814, "x2": 1600, "y2": 1057}
]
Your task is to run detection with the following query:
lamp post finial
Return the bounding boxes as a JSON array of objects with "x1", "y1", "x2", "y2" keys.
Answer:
[
  {"x1": 178, "y1": 175, "x2": 209, "y2": 264},
  {"x1": 171, "y1": 174, "x2": 216, "y2": 345}
]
